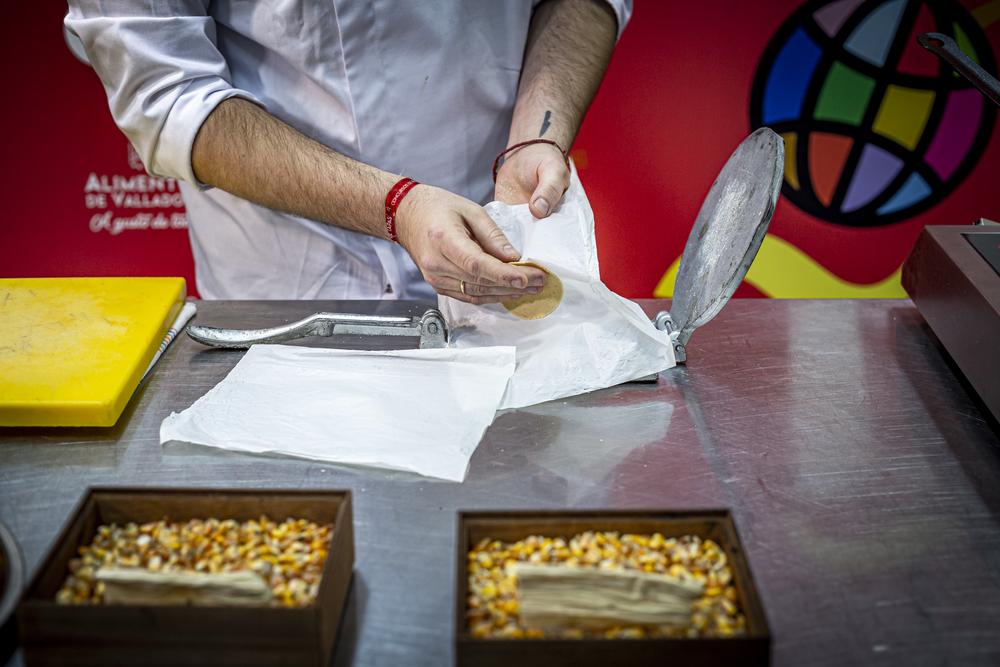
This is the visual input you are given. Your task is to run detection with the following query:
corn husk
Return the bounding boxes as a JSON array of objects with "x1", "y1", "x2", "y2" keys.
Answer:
[
  {"x1": 95, "y1": 568, "x2": 274, "y2": 607},
  {"x1": 516, "y1": 563, "x2": 704, "y2": 630}
]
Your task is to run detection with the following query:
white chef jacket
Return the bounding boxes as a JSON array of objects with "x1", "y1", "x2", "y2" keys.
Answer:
[{"x1": 65, "y1": 1, "x2": 631, "y2": 300}]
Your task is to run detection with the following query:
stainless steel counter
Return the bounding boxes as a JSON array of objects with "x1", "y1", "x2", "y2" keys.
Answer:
[{"x1": 2, "y1": 298, "x2": 1000, "y2": 665}]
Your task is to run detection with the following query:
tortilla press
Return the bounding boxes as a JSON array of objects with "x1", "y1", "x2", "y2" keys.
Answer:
[
  {"x1": 901, "y1": 32, "x2": 1000, "y2": 424},
  {"x1": 918, "y1": 32, "x2": 1000, "y2": 106},
  {"x1": 652, "y1": 127, "x2": 784, "y2": 363},
  {"x1": 187, "y1": 128, "x2": 784, "y2": 365},
  {"x1": 188, "y1": 309, "x2": 448, "y2": 349}
]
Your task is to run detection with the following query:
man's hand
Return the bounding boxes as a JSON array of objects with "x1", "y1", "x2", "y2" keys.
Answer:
[
  {"x1": 496, "y1": 0, "x2": 617, "y2": 211},
  {"x1": 494, "y1": 142, "x2": 571, "y2": 218},
  {"x1": 395, "y1": 185, "x2": 548, "y2": 305}
]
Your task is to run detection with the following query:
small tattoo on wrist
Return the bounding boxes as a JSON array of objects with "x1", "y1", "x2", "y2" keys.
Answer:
[{"x1": 539, "y1": 110, "x2": 552, "y2": 138}]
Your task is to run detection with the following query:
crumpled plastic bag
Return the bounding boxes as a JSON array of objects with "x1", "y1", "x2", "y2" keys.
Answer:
[
  {"x1": 160, "y1": 345, "x2": 516, "y2": 482},
  {"x1": 440, "y1": 165, "x2": 676, "y2": 409}
]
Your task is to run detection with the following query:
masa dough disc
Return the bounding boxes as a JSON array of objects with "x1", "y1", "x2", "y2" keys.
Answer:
[{"x1": 502, "y1": 262, "x2": 563, "y2": 320}]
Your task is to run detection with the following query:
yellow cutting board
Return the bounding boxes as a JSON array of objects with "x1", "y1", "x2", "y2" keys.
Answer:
[{"x1": 0, "y1": 277, "x2": 186, "y2": 427}]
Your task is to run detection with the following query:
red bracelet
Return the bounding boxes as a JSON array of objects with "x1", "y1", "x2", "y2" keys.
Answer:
[
  {"x1": 384, "y1": 177, "x2": 420, "y2": 244},
  {"x1": 492, "y1": 139, "x2": 569, "y2": 183}
]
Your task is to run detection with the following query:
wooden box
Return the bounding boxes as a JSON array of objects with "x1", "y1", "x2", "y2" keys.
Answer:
[
  {"x1": 17, "y1": 487, "x2": 354, "y2": 667},
  {"x1": 455, "y1": 510, "x2": 770, "y2": 667},
  {"x1": 1, "y1": 518, "x2": 24, "y2": 665}
]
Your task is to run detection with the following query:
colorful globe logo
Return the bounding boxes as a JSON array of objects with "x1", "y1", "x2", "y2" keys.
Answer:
[{"x1": 751, "y1": 0, "x2": 997, "y2": 227}]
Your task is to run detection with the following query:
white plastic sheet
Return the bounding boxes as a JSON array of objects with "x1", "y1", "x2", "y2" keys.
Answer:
[
  {"x1": 440, "y1": 166, "x2": 676, "y2": 409},
  {"x1": 160, "y1": 345, "x2": 516, "y2": 482}
]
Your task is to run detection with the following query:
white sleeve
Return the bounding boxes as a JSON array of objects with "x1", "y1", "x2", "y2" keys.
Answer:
[
  {"x1": 602, "y1": 0, "x2": 632, "y2": 42},
  {"x1": 531, "y1": 0, "x2": 632, "y2": 42},
  {"x1": 65, "y1": 1, "x2": 264, "y2": 188}
]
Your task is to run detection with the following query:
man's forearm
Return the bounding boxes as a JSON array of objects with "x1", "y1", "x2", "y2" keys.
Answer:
[
  {"x1": 190, "y1": 97, "x2": 547, "y2": 304},
  {"x1": 509, "y1": 0, "x2": 618, "y2": 151},
  {"x1": 191, "y1": 98, "x2": 396, "y2": 240}
]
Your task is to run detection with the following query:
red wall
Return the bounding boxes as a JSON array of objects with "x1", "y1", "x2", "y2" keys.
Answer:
[
  {"x1": 1, "y1": 4, "x2": 197, "y2": 293},
  {"x1": 3, "y1": 1, "x2": 998, "y2": 300}
]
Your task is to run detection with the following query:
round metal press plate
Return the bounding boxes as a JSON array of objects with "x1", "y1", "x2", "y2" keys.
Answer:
[{"x1": 670, "y1": 128, "x2": 784, "y2": 343}]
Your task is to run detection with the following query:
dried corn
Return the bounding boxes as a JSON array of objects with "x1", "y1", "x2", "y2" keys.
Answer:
[
  {"x1": 467, "y1": 531, "x2": 747, "y2": 640},
  {"x1": 56, "y1": 516, "x2": 333, "y2": 608}
]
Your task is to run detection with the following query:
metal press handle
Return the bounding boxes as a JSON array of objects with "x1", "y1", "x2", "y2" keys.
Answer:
[
  {"x1": 918, "y1": 33, "x2": 1000, "y2": 108},
  {"x1": 186, "y1": 310, "x2": 448, "y2": 349}
]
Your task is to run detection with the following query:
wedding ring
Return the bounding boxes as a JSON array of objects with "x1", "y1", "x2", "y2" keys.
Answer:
[{"x1": 460, "y1": 280, "x2": 467, "y2": 295}]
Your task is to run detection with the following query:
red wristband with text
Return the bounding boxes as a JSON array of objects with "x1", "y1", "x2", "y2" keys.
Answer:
[{"x1": 385, "y1": 177, "x2": 420, "y2": 244}]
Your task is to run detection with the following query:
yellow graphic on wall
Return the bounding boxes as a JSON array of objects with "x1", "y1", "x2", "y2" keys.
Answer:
[{"x1": 653, "y1": 234, "x2": 906, "y2": 299}]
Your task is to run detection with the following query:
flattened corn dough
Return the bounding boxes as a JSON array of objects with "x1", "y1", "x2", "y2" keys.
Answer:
[{"x1": 502, "y1": 262, "x2": 563, "y2": 320}]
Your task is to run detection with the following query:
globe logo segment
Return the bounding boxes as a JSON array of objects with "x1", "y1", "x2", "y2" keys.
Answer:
[{"x1": 750, "y1": 0, "x2": 997, "y2": 227}]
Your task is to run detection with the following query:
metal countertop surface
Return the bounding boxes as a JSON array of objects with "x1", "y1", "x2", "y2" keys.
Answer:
[{"x1": 2, "y1": 298, "x2": 999, "y2": 666}]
